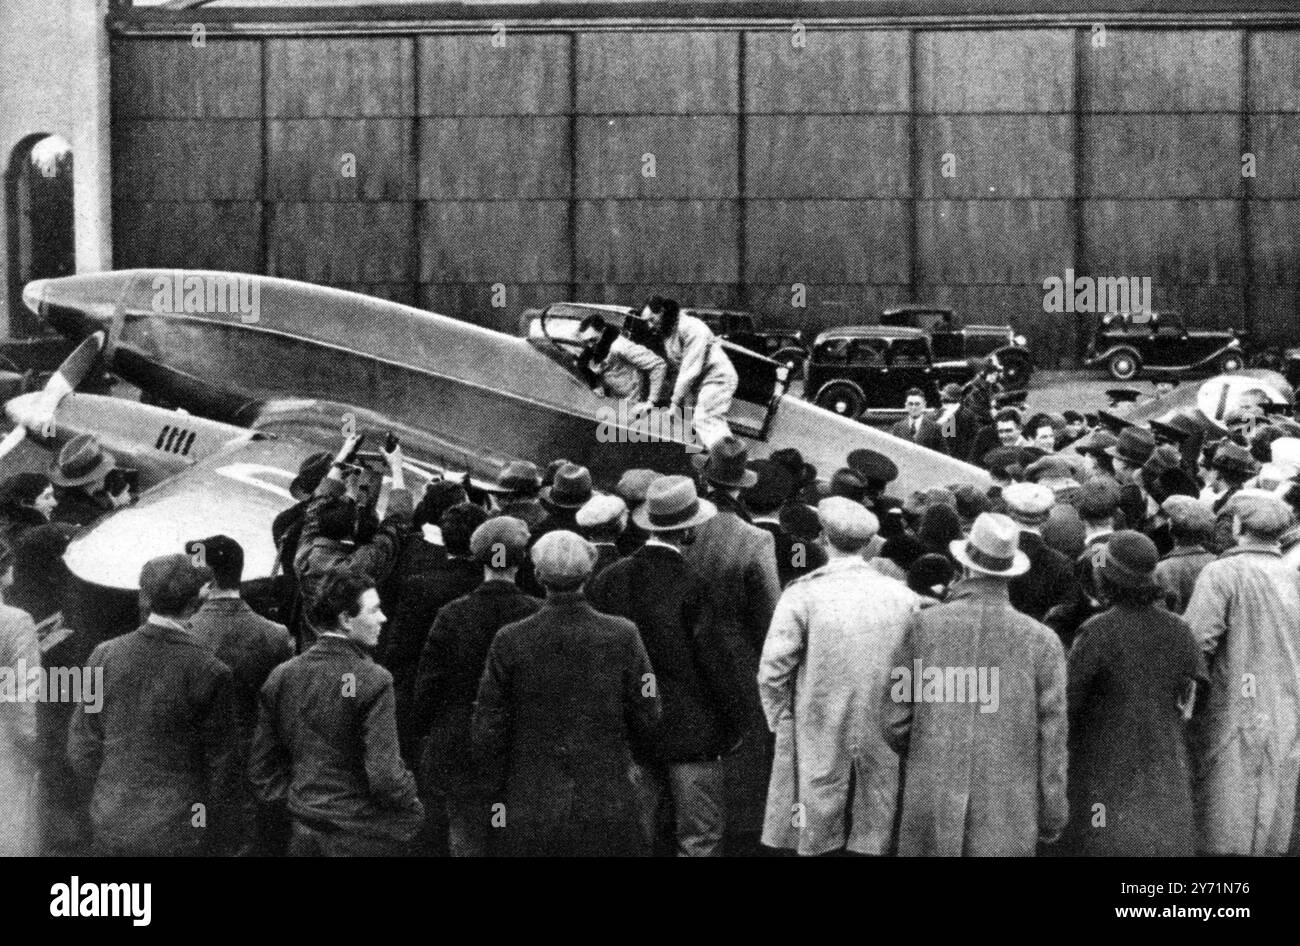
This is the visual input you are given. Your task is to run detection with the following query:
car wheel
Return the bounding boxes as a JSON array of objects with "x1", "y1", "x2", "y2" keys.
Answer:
[
  {"x1": 774, "y1": 348, "x2": 806, "y2": 382},
  {"x1": 1218, "y1": 352, "x2": 1244, "y2": 374},
  {"x1": 1107, "y1": 350, "x2": 1139, "y2": 381},
  {"x1": 814, "y1": 382, "x2": 864, "y2": 418}
]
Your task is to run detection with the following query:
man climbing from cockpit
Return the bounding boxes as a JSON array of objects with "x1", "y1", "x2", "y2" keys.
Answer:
[
  {"x1": 577, "y1": 313, "x2": 667, "y2": 410},
  {"x1": 640, "y1": 296, "x2": 738, "y2": 451}
]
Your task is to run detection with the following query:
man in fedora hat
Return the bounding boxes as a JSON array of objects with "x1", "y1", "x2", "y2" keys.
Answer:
[
  {"x1": 1106, "y1": 426, "x2": 1158, "y2": 532},
  {"x1": 693, "y1": 435, "x2": 757, "y2": 522},
  {"x1": 473, "y1": 530, "x2": 661, "y2": 856},
  {"x1": 1060, "y1": 531, "x2": 1203, "y2": 856},
  {"x1": 411, "y1": 516, "x2": 541, "y2": 856},
  {"x1": 588, "y1": 476, "x2": 745, "y2": 856},
  {"x1": 483, "y1": 461, "x2": 546, "y2": 531},
  {"x1": 743, "y1": 460, "x2": 826, "y2": 588},
  {"x1": 533, "y1": 462, "x2": 594, "y2": 539},
  {"x1": 885, "y1": 512, "x2": 1068, "y2": 856},
  {"x1": 49, "y1": 434, "x2": 132, "y2": 528},
  {"x1": 760, "y1": 497, "x2": 919, "y2": 856},
  {"x1": 1183, "y1": 491, "x2": 1300, "y2": 855},
  {"x1": 1206, "y1": 441, "x2": 1259, "y2": 552},
  {"x1": 684, "y1": 441, "x2": 780, "y2": 853}
]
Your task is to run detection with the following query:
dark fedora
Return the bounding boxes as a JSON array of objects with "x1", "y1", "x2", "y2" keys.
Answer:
[
  {"x1": 693, "y1": 436, "x2": 758, "y2": 489},
  {"x1": 1106, "y1": 427, "x2": 1156, "y2": 467},
  {"x1": 769, "y1": 447, "x2": 817, "y2": 487},
  {"x1": 484, "y1": 460, "x2": 542, "y2": 496},
  {"x1": 539, "y1": 462, "x2": 593, "y2": 509},
  {"x1": 846, "y1": 448, "x2": 898, "y2": 486},
  {"x1": 49, "y1": 434, "x2": 116, "y2": 488},
  {"x1": 742, "y1": 460, "x2": 794, "y2": 513}
]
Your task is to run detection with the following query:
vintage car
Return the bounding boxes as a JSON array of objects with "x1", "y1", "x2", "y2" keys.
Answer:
[
  {"x1": 1084, "y1": 310, "x2": 1247, "y2": 381},
  {"x1": 803, "y1": 325, "x2": 979, "y2": 420},
  {"x1": 878, "y1": 303, "x2": 1034, "y2": 390},
  {"x1": 681, "y1": 307, "x2": 809, "y2": 380}
]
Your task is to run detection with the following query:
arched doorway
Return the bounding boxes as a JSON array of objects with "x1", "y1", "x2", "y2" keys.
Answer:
[{"x1": 5, "y1": 133, "x2": 74, "y2": 339}]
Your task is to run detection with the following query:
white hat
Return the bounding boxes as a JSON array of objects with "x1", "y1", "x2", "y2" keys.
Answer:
[{"x1": 950, "y1": 512, "x2": 1031, "y2": 578}]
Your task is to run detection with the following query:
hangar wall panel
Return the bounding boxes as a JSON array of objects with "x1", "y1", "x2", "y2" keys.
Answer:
[{"x1": 109, "y1": 21, "x2": 1300, "y2": 359}]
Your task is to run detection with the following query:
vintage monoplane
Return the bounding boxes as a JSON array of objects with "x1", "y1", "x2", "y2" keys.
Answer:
[{"x1": 6, "y1": 270, "x2": 991, "y2": 592}]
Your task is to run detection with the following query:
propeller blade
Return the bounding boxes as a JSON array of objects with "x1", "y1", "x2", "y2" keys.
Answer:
[
  {"x1": 43, "y1": 331, "x2": 105, "y2": 403},
  {"x1": 0, "y1": 424, "x2": 26, "y2": 463}
]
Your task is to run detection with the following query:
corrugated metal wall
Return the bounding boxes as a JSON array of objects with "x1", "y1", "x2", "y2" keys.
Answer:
[{"x1": 110, "y1": 25, "x2": 1300, "y2": 365}]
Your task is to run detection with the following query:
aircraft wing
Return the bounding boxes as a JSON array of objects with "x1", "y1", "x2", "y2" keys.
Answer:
[{"x1": 63, "y1": 435, "x2": 310, "y2": 591}]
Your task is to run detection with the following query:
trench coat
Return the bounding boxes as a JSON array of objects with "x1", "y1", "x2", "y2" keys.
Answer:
[
  {"x1": 1182, "y1": 546, "x2": 1300, "y2": 855},
  {"x1": 884, "y1": 577, "x2": 1069, "y2": 856},
  {"x1": 0, "y1": 602, "x2": 40, "y2": 856},
  {"x1": 758, "y1": 557, "x2": 920, "y2": 855},
  {"x1": 472, "y1": 591, "x2": 662, "y2": 856}
]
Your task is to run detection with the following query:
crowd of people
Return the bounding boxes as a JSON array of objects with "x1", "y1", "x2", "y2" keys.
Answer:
[{"x1": 2, "y1": 355, "x2": 1300, "y2": 858}]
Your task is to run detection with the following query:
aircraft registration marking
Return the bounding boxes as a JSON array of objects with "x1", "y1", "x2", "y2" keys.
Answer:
[{"x1": 214, "y1": 463, "x2": 295, "y2": 500}]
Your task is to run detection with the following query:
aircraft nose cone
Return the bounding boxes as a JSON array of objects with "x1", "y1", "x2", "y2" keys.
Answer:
[{"x1": 21, "y1": 279, "x2": 47, "y2": 318}]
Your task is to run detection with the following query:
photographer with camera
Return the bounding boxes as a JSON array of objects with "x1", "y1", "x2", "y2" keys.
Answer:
[{"x1": 293, "y1": 432, "x2": 413, "y2": 649}]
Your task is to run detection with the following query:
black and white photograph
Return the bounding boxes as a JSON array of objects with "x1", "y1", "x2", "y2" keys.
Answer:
[{"x1": 0, "y1": 0, "x2": 1297, "y2": 924}]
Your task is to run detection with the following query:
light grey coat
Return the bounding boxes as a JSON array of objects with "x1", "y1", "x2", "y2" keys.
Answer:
[
  {"x1": 1183, "y1": 546, "x2": 1300, "y2": 855},
  {"x1": 759, "y1": 557, "x2": 919, "y2": 855}
]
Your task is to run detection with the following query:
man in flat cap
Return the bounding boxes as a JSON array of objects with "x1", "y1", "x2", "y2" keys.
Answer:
[
  {"x1": 615, "y1": 468, "x2": 660, "y2": 555},
  {"x1": 410, "y1": 517, "x2": 540, "y2": 856},
  {"x1": 575, "y1": 494, "x2": 629, "y2": 581},
  {"x1": 1152, "y1": 496, "x2": 1216, "y2": 615},
  {"x1": 588, "y1": 477, "x2": 745, "y2": 856},
  {"x1": 473, "y1": 531, "x2": 661, "y2": 856},
  {"x1": 885, "y1": 513, "x2": 1068, "y2": 856},
  {"x1": 1183, "y1": 490, "x2": 1300, "y2": 855},
  {"x1": 1003, "y1": 482, "x2": 1080, "y2": 625},
  {"x1": 69, "y1": 554, "x2": 236, "y2": 856},
  {"x1": 760, "y1": 497, "x2": 919, "y2": 856}
]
